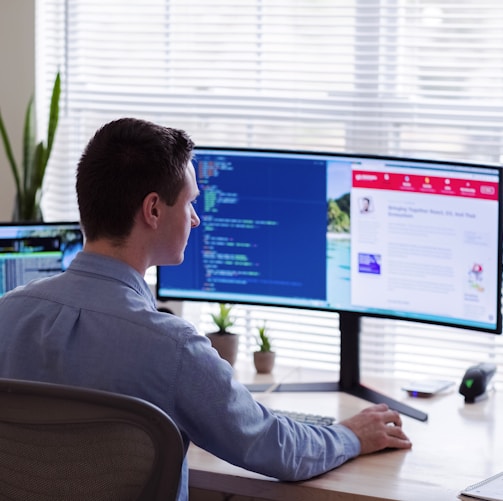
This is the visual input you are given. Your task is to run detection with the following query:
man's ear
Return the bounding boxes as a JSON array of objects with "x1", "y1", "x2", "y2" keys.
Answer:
[{"x1": 142, "y1": 192, "x2": 161, "y2": 228}]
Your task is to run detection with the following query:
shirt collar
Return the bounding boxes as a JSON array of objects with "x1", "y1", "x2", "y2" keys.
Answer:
[{"x1": 68, "y1": 251, "x2": 157, "y2": 309}]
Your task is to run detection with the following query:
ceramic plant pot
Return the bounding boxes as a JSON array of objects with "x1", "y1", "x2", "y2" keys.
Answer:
[
  {"x1": 207, "y1": 331, "x2": 239, "y2": 367},
  {"x1": 253, "y1": 351, "x2": 276, "y2": 374}
]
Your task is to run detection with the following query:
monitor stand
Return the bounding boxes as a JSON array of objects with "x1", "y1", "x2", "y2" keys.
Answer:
[{"x1": 247, "y1": 311, "x2": 428, "y2": 422}]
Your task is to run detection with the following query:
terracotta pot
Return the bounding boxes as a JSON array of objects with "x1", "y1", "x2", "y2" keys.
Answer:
[
  {"x1": 206, "y1": 331, "x2": 239, "y2": 367},
  {"x1": 253, "y1": 351, "x2": 276, "y2": 374}
]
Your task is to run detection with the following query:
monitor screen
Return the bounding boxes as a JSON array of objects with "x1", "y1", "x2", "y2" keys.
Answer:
[
  {"x1": 0, "y1": 221, "x2": 83, "y2": 297},
  {"x1": 157, "y1": 148, "x2": 503, "y2": 334}
]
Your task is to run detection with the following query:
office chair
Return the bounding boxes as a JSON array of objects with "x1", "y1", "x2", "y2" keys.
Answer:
[{"x1": 0, "y1": 378, "x2": 184, "y2": 501}]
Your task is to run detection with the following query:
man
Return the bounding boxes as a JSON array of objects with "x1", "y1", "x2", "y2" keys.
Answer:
[{"x1": 0, "y1": 118, "x2": 411, "y2": 500}]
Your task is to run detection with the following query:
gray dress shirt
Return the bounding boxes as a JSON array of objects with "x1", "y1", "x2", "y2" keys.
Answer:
[{"x1": 0, "y1": 251, "x2": 360, "y2": 500}]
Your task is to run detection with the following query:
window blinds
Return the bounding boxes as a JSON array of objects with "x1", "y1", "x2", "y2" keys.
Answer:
[
  {"x1": 189, "y1": 302, "x2": 503, "y2": 386},
  {"x1": 37, "y1": 0, "x2": 503, "y2": 386}
]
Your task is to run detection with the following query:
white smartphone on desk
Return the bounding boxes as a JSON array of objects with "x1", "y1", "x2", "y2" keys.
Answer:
[{"x1": 401, "y1": 379, "x2": 455, "y2": 397}]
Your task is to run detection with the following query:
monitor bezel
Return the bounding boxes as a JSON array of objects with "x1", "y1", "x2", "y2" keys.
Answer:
[{"x1": 0, "y1": 221, "x2": 81, "y2": 229}]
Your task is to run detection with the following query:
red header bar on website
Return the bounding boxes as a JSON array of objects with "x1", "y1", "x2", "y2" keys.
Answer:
[{"x1": 352, "y1": 170, "x2": 498, "y2": 200}]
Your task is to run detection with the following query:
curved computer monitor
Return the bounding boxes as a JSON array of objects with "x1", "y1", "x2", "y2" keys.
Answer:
[
  {"x1": 157, "y1": 147, "x2": 502, "y2": 421},
  {"x1": 0, "y1": 221, "x2": 83, "y2": 298},
  {"x1": 157, "y1": 147, "x2": 503, "y2": 335}
]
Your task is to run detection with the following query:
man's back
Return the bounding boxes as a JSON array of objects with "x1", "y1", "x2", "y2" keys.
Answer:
[{"x1": 0, "y1": 251, "x2": 195, "y2": 418}]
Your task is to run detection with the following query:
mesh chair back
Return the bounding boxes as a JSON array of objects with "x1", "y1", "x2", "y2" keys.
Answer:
[{"x1": 0, "y1": 379, "x2": 184, "y2": 501}]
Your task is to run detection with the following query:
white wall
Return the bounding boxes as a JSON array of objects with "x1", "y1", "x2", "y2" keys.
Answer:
[{"x1": 0, "y1": 0, "x2": 35, "y2": 221}]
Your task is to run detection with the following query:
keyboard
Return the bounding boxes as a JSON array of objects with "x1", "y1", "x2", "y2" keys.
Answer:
[{"x1": 272, "y1": 409, "x2": 335, "y2": 426}]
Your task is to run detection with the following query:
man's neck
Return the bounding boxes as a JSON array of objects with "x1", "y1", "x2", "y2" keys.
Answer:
[{"x1": 83, "y1": 240, "x2": 148, "y2": 276}]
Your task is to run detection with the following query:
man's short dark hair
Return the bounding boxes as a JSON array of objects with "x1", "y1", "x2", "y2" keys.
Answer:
[{"x1": 76, "y1": 118, "x2": 195, "y2": 241}]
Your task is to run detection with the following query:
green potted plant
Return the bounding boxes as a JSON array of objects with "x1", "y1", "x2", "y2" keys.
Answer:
[
  {"x1": 206, "y1": 303, "x2": 239, "y2": 366},
  {"x1": 253, "y1": 322, "x2": 276, "y2": 374},
  {"x1": 0, "y1": 72, "x2": 61, "y2": 221}
]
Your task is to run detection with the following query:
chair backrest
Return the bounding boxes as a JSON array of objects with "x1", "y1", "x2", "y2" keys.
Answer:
[{"x1": 0, "y1": 378, "x2": 184, "y2": 501}]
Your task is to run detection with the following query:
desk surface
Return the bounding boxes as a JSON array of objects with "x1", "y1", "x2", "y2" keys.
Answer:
[{"x1": 188, "y1": 367, "x2": 503, "y2": 500}]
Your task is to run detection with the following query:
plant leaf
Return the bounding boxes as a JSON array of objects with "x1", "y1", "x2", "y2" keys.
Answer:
[
  {"x1": 22, "y1": 96, "x2": 36, "y2": 194},
  {"x1": 44, "y1": 72, "x2": 61, "y2": 168},
  {"x1": 31, "y1": 141, "x2": 45, "y2": 189},
  {"x1": 0, "y1": 110, "x2": 21, "y2": 195},
  {"x1": 22, "y1": 142, "x2": 44, "y2": 221}
]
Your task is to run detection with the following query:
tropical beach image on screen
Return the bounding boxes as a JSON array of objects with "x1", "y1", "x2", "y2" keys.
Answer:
[{"x1": 326, "y1": 162, "x2": 352, "y2": 306}]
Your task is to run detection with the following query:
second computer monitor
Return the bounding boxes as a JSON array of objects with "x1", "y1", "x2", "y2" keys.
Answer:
[{"x1": 0, "y1": 221, "x2": 83, "y2": 298}]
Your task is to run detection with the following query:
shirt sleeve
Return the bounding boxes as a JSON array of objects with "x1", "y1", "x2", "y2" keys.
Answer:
[{"x1": 172, "y1": 331, "x2": 361, "y2": 482}]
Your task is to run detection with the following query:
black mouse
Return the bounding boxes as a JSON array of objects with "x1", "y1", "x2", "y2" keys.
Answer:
[{"x1": 459, "y1": 362, "x2": 496, "y2": 403}]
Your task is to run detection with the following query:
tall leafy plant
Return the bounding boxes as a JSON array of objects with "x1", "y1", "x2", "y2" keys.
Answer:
[{"x1": 0, "y1": 72, "x2": 61, "y2": 221}]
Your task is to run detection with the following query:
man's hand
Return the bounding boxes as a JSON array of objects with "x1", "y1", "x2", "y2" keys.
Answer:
[{"x1": 340, "y1": 403, "x2": 412, "y2": 455}]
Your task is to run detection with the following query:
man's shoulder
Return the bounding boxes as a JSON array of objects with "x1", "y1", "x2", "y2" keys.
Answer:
[{"x1": 0, "y1": 274, "x2": 63, "y2": 301}]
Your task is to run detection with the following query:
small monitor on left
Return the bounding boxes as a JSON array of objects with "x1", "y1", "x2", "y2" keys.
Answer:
[{"x1": 0, "y1": 221, "x2": 83, "y2": 298}]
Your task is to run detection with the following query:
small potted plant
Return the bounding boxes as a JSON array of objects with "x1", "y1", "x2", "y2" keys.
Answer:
[
  {"x1": 206, "y1": 303, "x2": 239, "y2": 366},
  {"x1": 253, "y1": 322, "x2": 276, "y2": 374}
]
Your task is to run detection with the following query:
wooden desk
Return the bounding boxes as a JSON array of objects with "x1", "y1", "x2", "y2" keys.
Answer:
[{"x1": 188, "y1": 373, "x2": 503, "y2": 500}]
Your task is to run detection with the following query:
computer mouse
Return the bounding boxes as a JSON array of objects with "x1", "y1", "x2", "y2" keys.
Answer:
[{"x1": 459, "y1": 362, "x2": 496, "y2": 403}]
